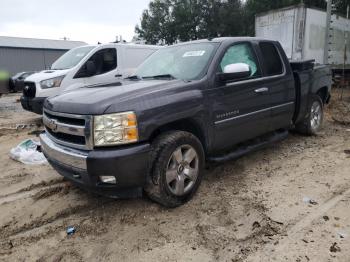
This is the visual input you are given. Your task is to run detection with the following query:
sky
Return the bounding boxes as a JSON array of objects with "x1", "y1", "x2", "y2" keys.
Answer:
[{"x1": 0, "y1": 0, "x2": 151, "y2": 44}]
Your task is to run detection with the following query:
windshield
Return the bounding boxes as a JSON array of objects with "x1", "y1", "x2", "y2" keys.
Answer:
[
  {"x1": 135, "y1": 42, "x2": 219, "y2": 81},
  {"x1": 12, "y1": 72, "x2": 23, "y2": 78},
  {"x1": 51, "y1": 46, "x2": 96, "y2": 70}
]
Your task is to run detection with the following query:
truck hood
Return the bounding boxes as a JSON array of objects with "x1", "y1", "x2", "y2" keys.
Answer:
[
  {"x1": 24, "y1": 69, "x2": 70, "y2": 83},
  {"x1": 45, "y1": 79, "x2": 186, "y2": 115}
]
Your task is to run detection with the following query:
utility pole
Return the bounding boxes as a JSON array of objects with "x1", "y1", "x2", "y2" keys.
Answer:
[
  {"x1": 324, "y1": 0, "x2": 332, "y2": 64},
  {"x1": 341, "y1": 5, "x2": 349, "y2": 100},
  {"x1": 344, "y1": 5, "x2": 349, "y2": 76}
]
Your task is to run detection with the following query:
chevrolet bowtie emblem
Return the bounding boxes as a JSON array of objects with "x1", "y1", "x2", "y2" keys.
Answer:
[{"x1": 48, "y1": 119, "x2": 58, "y2": 132}]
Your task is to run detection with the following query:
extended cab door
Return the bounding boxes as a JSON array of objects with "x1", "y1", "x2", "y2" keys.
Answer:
[
  {"x1": 74, "y1": 48, "x2": 119, "y2": 86},
  {"x1": 209, "y1": 42, "x2": 272, "y2": 151},
  {"x1": 256, "y1": 41, "x2": 295, "y2": 130}
]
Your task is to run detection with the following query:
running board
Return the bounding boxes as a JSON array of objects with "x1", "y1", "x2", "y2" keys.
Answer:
[{"x1": 208, "y1": 130, "x2": 289, "y2": 163}]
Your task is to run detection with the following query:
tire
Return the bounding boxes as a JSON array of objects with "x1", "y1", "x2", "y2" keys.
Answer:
[
  {"x1": 296, "y1": 95, "x2": 324, "y2": 136},
  {"x1": 145, "y1": 131, "x2": 205, "y2": 208},
  {"x1": 8, "y1": 80, "x2": 15, "y2": 93}
]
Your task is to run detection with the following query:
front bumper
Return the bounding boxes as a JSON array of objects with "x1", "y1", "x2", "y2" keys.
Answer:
[
  {"x1": 40, "y1": 133, "x2": 151, "y2": 198},
  {"x1": 21, "y1": 96, "x2": 45, "y2": 114}
]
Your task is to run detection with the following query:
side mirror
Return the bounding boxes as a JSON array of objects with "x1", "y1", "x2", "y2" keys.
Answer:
[
  {"x1": 218, "y1": 63, "x2": 251, "y2": 82},
  {"x1": 86, "y1": 61, "x2": 97, "y2": 76}
]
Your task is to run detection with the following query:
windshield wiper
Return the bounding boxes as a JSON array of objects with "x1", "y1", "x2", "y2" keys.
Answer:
[
  {"x1": 142, "y1": 74, "x2": 177, "y2": 80},
  {"x1": 124, "y1": 75, "x2": 142, "y2": 80}
]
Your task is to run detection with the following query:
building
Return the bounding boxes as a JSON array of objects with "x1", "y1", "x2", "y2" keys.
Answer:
[
  {"x1": 0, "y1": 36, "x2": 87, "y2": 75},
  {"x1": 255, "y1": 4, "x2": 350, "y2": 68}
]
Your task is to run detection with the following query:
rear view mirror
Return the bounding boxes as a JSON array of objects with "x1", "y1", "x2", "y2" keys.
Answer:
[
  {"x1": 218, "y1": 63, "x2": 251, "y2": 82},
  {"x1": 86, "y1": 61, "x2": 97, "y2": 76}
]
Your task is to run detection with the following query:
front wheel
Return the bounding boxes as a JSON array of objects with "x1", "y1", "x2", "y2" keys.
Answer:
[
  {"x1": 145, "y1": 131, "x2": 205, "y2": 208},
  {"x1": 296, "y1": 95, "x2": 324, "y2": 135}
]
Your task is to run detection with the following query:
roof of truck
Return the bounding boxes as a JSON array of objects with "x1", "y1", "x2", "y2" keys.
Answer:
[
  {"x1": 172, "y1": 37, "x2": 273, "y2": 46},
  {"x1": 210, "y1": 37, "x2": 272, "y2": 42}
]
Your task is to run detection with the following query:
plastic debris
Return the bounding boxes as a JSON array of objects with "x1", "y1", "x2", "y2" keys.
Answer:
[
  {"x1": 9, "y1": 139, "x2": 47, "y2": 165},
  {"x1": 252, "y1": 221, "x2": 261, "y2": 230},
  {"x1": 66, "y1": 226, "x2": 76, "y2": 235},
  {"x1": 303, "y1": 197, "x2": 318, "y2": 205},
  {"x1": 330, "y1": 242, "x2": 341, "y2": 253},
  {"x1": 337, "y1": 232, "x2": 347, "y2": 239}
]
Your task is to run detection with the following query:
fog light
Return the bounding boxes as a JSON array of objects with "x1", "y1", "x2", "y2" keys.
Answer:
[{"x1": 99, "y1": 176, "x2": 117, "y2": 184}]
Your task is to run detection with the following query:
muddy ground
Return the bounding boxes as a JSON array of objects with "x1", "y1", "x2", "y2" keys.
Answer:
[{"x1": 0, "y1": 90, "x2": 350, "y2": 262}]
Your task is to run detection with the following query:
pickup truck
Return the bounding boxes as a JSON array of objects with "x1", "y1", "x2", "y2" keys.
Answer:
[{"x1": 40, "y1": 37, "x2": 332, "y2": 207}]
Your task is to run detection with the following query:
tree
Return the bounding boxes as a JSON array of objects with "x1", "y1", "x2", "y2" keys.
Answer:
[
  {"x1": 135, "y1": 0, "x2": 176, "y2": 45},
  {"x1": 136, "y1": 0, "x2": 244, "y2": 44},
  {"x1": 334, "y1": 0, "x2": 350, "y2": 17},
  {"x1": 136, "y1": 0, "x2": 347, "y2": 44},
  {"x1": 171, "y1": 0, "x2": 202, "y2": 41}
]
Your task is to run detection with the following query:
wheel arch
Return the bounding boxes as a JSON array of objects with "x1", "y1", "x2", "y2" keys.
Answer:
[
  {"x1": 316, "y1": 86, "x2": 330, "y2": 104},
  {"x1": 148, "y1": 118, "x2": 207, "y2": 152}
]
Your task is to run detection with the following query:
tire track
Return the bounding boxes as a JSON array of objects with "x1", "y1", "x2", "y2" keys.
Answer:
[
  {"x1": 0, "y1": 202, "x2": 115, "y2": 259},
  {"x1": 246, "y1": 186, "x2": 350, "y2": 261},
  {"x1": 0, "y1": 182, "x2": 66, "y2": 205}
]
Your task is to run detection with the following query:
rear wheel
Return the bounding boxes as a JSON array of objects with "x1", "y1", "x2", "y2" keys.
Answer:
[
  {"x1": 296, "y1": 95, "x2": 324, "y2": 135},
  {"x1": 145, "y1": 131, "x2": 205, "y2": 207}
]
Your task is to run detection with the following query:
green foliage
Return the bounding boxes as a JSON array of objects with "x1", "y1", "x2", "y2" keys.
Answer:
[
  {"x1": 135, "y1": 0, "x2": 348, "y2": 44},
  {"x1": 136, "y1": 0, "x2": 243, "y2": 44},
  {"x1": 0, "y1": 71, "x2": 9, "y2": 81}
]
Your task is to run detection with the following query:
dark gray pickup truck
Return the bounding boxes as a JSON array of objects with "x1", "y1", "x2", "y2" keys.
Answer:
[{"x1": 40, "y1": 37, "x2": 332, "y2": 207}]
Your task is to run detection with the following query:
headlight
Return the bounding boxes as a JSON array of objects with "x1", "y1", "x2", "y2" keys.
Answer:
[
  {"x1": 93, "y1": 112, "x2": 138, "y2": 147},
  {"x1": 40, "y1": 75, "x2": 65, "y2": 89}
]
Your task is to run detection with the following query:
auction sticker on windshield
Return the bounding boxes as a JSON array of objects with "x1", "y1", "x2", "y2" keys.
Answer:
[{"x1": 183, "y1": 51, "x2": 206, "y2": 57}]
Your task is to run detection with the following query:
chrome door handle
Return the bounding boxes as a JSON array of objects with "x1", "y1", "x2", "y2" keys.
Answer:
[{"x1": 255, "y1": 87, "x2": 269, "y2": 93}]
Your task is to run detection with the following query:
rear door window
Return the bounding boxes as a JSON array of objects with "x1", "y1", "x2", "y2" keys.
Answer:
[{"x1": 259, "y1": 42, "x2": 284, "y2": 76}]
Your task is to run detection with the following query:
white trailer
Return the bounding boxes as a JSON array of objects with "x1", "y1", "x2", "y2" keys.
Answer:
[{"x1": 255, "y1": 4, "x2": 350, "y2": 68}]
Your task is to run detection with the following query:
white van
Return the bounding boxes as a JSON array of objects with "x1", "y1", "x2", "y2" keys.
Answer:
[{"x1": 21, "y1": 43, "x2": 160, "y2": 114}]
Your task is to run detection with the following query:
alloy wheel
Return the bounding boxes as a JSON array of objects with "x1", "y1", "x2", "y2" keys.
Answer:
[{"x1": 165, "y1": 145, "x2": 199, "y2": 196}]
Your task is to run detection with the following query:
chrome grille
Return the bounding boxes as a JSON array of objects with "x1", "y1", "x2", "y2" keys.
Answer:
[{"x1": 43, "y1": 109, "x2": 93, "y2": 150}]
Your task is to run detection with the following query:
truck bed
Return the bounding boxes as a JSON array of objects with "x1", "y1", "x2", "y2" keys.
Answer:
[{"x1": 292, "y1": 61, "x2": 332, "y2": 124}]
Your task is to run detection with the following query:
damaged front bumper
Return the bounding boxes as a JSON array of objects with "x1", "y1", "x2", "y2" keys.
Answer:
[{"x1": 40, "y1": 133, "x2": 151, "y2": 198}]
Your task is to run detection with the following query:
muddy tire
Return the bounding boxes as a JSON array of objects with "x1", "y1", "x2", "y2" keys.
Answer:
[
  {"x1": 144, "y1": 131, "x2": 205, "y2": 208},
  {"x1": 296, "y1": 95, "x2": 324, "y2": 136}
]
